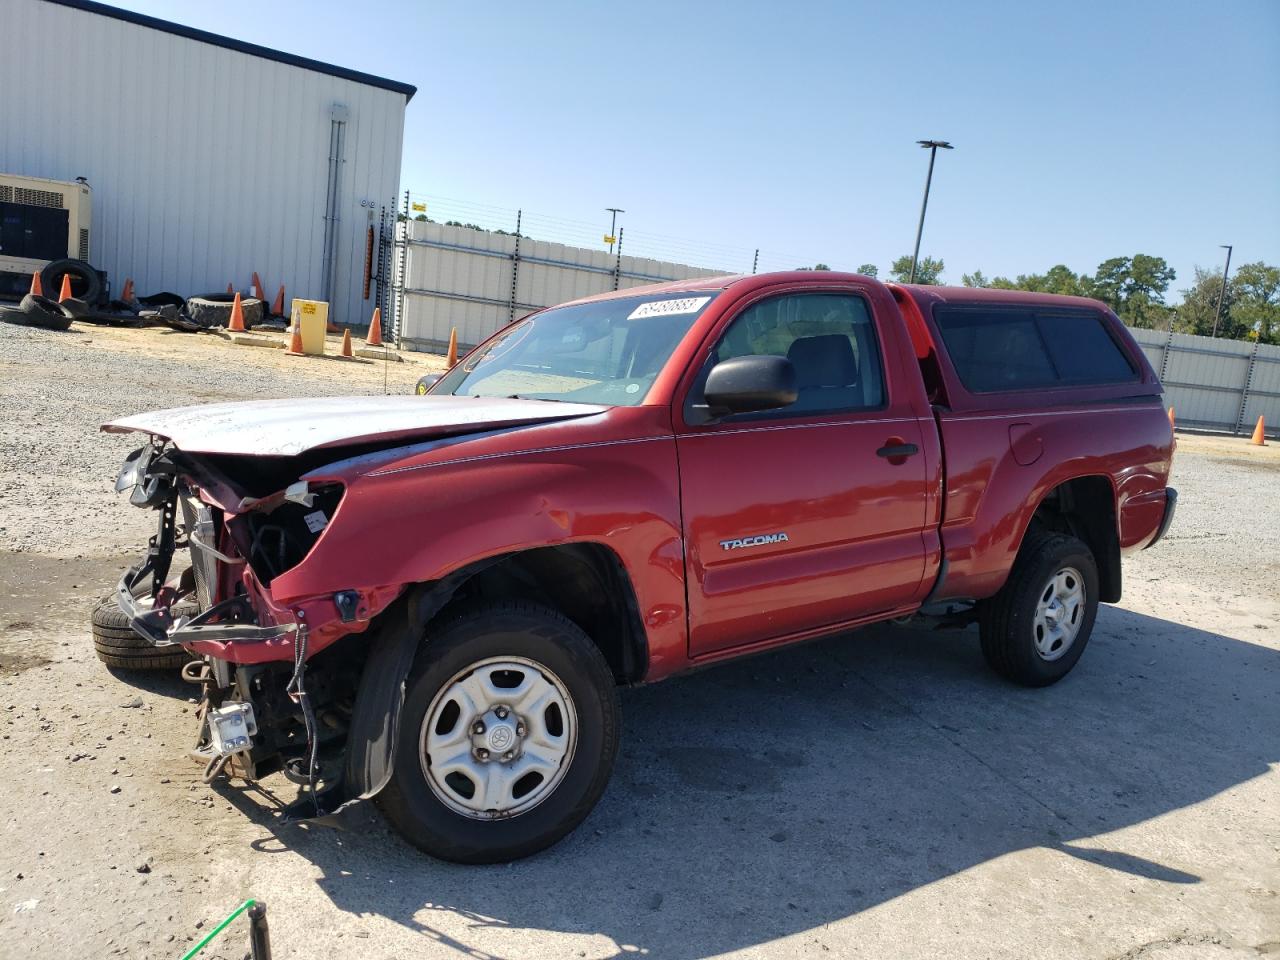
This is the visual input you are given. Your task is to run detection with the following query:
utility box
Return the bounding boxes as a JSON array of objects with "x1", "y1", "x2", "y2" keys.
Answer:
[
  {"x1": 0, "y1": 172, "x2": 93, "y2": 299},
  {"x1": 291, "y1": 299, "x2": 329, "y2": 355}
]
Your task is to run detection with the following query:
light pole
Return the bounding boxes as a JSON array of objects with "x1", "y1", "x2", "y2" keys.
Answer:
[
  {"x1": 605, "y1": 208, "x2": 625, "y2": 254},
  {"x1": 1211, "y1": 244, "x2": 1233, "y2": 338},
  {"x1": 909, "y1": 140, "x2": 953, "y2": 283}
]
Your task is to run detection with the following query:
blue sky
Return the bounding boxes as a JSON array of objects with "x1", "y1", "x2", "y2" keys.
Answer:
[{"x1": 120, "y1": 0, "x2": 1279, "y2": 298}]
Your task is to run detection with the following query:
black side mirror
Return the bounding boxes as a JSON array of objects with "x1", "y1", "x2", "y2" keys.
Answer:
[
  {"x1": 704, "y1": 355, "x2": 798, "y2": 415},
  {"x1": 414, "y1": 374, "x2": 443, "y2": 395}
]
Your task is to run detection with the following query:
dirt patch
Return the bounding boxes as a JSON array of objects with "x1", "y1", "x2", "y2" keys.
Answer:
[{"x1": 0, "y1": 551, "x2": 137, "y2": 675}]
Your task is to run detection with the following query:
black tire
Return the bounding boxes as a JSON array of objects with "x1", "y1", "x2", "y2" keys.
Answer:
[
  {"x1": 13, "y1": 294, "x2": 74, "y2": 331},
  {"x1": 0, "y1": 303, "x2": 28, "y2": 325},
  {"x1": 184, "y1": 294, "x2": 264, "y2": 329},
  {"x1": 979, "y1": 531, "x2": 1099, "y2": 687},
  {"x1": 58, "y1": 297, "x2": 90, "y2": 319},
  {"x1": 40, "y1": 259, "x2": 103, "y2": 306},
  {"x1": 137, "y1": 292, "x2": 185, "y2": 310},
  {"x1": 91, "y1": 597, "x2": 197, "y2": 671},
  {"x1": 376, "y1": 601, "x2": 620, "y2": 864}
]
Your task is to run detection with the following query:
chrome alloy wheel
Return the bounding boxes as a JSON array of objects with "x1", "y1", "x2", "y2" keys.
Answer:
[
  {"x1": 419, "y1": 656, "x2": 577, "y2": 819},
  {"x1": 1033, "y1": 566, "x2": 1086, "y2": 661}
]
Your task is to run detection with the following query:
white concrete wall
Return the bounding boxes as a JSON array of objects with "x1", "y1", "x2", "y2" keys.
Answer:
[{"x1": 0, "y1": 0, "x2": 408, "y2": 326}]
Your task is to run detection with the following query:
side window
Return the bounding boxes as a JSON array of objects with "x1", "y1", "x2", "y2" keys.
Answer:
[
  {"x1": 1036, "y1": 310, "x2": 1138, "y2": 383},
  {"x1": 933, "y1": 306, "x2": 1137, "y2": 393},
  {"x1": 710, "y1": 293, "x2": 886, "y2": 414}
]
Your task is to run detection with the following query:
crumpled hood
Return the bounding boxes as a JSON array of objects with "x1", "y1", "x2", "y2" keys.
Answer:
[{"x1": 102, "y1": 395, "x2": 607, "y2": 457}]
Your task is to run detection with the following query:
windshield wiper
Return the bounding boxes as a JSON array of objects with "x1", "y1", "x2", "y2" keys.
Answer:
[{"x1": 504, "y1": 394, "x2": 566, "y2": 402}]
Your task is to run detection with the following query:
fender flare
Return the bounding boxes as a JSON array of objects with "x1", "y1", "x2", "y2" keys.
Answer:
[
  {"x1": 290, "y1": 560, "x2": 501, "y2": 821},
  {"x1": 346, "y1": 561, "x2": 508, "y2": 797}
]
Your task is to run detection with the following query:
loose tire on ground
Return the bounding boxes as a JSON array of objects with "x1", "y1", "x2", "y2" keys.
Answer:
[
  {"x1": 58, "y1": 297, "x2": 90, "y2": 319},
  {"x1": 9, "y1": 294, "x2": 74, "y2": 331},
  {"x1": 40, "y1": 259, "x2": 103, "y2": 306},
  {"x1": 978, "y1": 530, "x2": 1099, "y2": 687},
  {"x1": 91, "y1": 597, "x2": 197, "y2": 671},
  {"x1": 184, "y1": 294, "x2": 264, "y2": 329},
  {"x1": 377, "y1": 601, "x2": 620, "y2": 864}
]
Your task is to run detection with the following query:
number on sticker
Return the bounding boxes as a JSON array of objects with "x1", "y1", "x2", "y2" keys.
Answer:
[{"x1": 627, "y1": 297, "x2": 711, "y2": 320}]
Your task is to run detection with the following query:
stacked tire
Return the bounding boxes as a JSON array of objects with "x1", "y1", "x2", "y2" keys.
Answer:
[{"x1": 91, "y1": 597, "x2": 197, "y2": 670}]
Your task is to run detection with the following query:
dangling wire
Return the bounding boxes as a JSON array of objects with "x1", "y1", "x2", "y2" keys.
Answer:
[{"x1": 286, "y1": 622, "x2": 320, "y2": 817}]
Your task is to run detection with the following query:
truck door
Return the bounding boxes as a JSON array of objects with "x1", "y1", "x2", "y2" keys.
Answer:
[{"x1": 675, "y1": 289, "x2": 930, "y2": 658}]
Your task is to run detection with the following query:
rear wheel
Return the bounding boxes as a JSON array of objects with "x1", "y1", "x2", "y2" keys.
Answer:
[
  {"x1": 377, "y1": 602, "x2": 620, "y2": 863},
  {"x1": 979, "y1": 532, "x2": 1099, "y2": 686}
]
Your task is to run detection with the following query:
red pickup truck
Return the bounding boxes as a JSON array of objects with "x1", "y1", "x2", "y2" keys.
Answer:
[{"x1": 104, "y1": 271, "x2": 1176, "y2": 863}]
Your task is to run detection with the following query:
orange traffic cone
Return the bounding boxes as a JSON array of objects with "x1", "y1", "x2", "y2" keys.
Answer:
[
  {"x1": 1251, "y1": 416, "x2": 1267, "y2": 446},
  {"x1": 271, "y1": 285, "x2": 285, "y2": 317},
  {"x1": 120, "y1": 278, "x2": 135, "y2": 302},
  {"x1": 286, "y1": 321, "x2": 304, "y2": 356},
  {"x1": 341, "y1": 328, "x2": 353, "y2": 357},
  {"x1": 252, "y1": 272, "x2": 265, "y2": 301},
  {"x1": 29, "y1": 272, "x2": 43, "y2": 297},
  {"x1": 1167, "y1": 406, "x2": 1175, "y2": 431},
  {"x1": 58, "y1": 274, "x2": 73, "y2": 303},
  {"x1": 365, "y1": 307, "x2": 383, "y2": 347},
  {"x1": 446, "y1": 327, "x2": 458, "y2": 367},
  {"x1": 228, "y1": 293, "x2": 246, "y2": 332},
  {"x1": 227, "y1": 282, "x2": 234, "y2": 295}
]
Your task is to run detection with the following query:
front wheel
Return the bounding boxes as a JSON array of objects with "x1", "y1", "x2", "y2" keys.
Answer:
[
  {"x1": 979, "y1": 532, "x2": 1099, "y2": 687},
  {"x1": 376, "y1": 602, "x2": 620, "y2": 863}
]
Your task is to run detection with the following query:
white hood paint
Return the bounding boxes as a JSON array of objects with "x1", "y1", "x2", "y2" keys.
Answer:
[{"x1": 102, "y1": 395, "x2": 607, "y2": 457}]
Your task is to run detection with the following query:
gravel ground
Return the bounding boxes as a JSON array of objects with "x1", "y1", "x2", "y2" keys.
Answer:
[
  {"x1": 0, "y1": 322, "x2": 439, "y2": 557},
  {"x1": 0, "y1": 321, "x2": 1276, "y2": 959}
]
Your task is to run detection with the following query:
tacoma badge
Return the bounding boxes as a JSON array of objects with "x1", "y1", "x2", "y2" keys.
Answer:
[{"x1": 720, "y1": 532, "x2": 790, "y2": 551}]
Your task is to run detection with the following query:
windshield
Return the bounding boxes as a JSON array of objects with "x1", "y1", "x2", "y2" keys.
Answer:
[{"x1": 433, "y1": 292, "x2": 721, "y2": 406}]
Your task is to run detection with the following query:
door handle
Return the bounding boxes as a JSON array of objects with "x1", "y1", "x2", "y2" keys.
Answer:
[{"x1": 876, "y1": 442, "x2": 919, "y2": 459}]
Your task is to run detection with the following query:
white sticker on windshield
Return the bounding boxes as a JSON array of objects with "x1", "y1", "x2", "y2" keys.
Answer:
[{"x1": 627, "y1": 296, "x2": 711, "y2": 320}]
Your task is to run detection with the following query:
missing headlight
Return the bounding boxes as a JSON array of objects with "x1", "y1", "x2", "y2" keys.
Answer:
[{"x1": 241, "y1": 483, "x2": 344, "y2": 585}]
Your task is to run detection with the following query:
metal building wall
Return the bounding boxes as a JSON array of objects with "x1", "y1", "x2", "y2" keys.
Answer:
[
  {"x1": 1129, "y1": 327, "x2": 1279, "y2": 436},
  {"x1": 399, "y1": 220, "x2": 726, "y2": 351},
  {"x1": 0, "y1": 0, "x2": 407, "y2": 326}
]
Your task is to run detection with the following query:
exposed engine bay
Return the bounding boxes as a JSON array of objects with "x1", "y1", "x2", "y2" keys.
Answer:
[{"x1": 113, "y1": 439, "x2": 361, "y2": 817}]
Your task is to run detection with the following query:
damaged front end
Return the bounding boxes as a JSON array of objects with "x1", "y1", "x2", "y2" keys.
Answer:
[
  {"x1": 112, "y1": 439, "x2": 389, "y2": 819},
  {"x1": 103, "y1": 393, "x2": 610, "y2": 824}
]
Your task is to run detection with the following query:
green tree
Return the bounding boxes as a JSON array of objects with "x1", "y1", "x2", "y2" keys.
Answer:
[
  {"x1": 1175, "y1": 267, "x2": 1239, "y2": 338},
  {"x1": 1091, "y1": 256, "x2": 1131, "y2": 311},
  {"x1": 961, "y1": 270, "x2": 990, "y2": 288},
  {"x1": 1128, "y1": 254, "x2": 1176, "y2": 301},
  {"x1": 856, "y1": 263, "x2": 879, "y2": 277},
  {"x1": 1230, "y1": 261, "x2": 1280, "y2": 344},
  {"x1": 1043, "y1": 264, "x2": 1090, "y2": 297},
  {"x1": 890, "y1": 254, "x2": 944, "y2": 284},
  {"x1": 1123, "y1": 254, "x2": 1176, "y2": 327}
]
